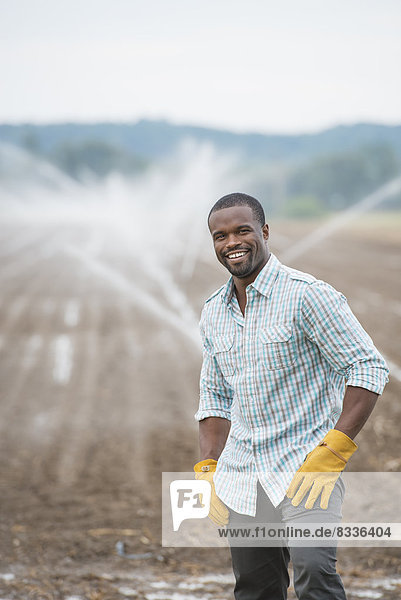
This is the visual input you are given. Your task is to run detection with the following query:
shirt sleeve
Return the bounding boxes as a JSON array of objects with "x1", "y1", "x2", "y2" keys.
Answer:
[
  {"x1": 194, "y1": 306, "x2": 233, "y2": 421},
  {"x1": 300, "y1": 281, "x2": 389, "y2": 395}
]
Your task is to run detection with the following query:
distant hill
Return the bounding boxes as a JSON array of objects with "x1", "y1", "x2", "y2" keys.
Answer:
[
  {"x1": 1, "y1": 120, "x2": 400, "y2": 217},
  {"x1": 1, "y1": 120, "x2": 401, "y2": 163}
]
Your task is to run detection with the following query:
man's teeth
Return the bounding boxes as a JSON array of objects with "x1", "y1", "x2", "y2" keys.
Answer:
[{"x1": 228, "y1": 251, "x2": 247, "y2": 259}]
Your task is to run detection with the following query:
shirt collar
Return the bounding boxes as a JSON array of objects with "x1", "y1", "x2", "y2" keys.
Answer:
[{"x1": 221, "y1": 252, "x2": 281, "y2": 305}]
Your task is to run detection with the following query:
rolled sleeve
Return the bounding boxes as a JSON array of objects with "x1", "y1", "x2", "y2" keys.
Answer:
[
  {"x1": 194, "y1": 309, "x2": 233, "y2": 422},
  {"x1": 346, "y1": 360, "x2": 389, "y2": 395},
  {"x1": 301, "y1": 281, "x2": 389, "y2": 395}
]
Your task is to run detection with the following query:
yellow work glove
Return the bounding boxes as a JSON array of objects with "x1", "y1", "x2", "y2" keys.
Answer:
[
  {"x1": 286, "y1": 429, "x2": 357, "y2": 510},
  {"x1": 194, "y1": 459, "x2": 229, "y2": 526}
]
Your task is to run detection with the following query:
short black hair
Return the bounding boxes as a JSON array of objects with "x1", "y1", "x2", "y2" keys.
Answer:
[{"x1": 208, "y1": 192, "x2": 265, "y2": 227}]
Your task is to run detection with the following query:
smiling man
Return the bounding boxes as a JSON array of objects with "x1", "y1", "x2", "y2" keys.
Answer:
[{"x1": 193, "y1": 193, "x2": 389, "y2": 600}]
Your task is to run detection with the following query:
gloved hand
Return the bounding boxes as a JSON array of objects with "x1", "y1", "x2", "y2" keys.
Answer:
[
  {"x1": 194, "y1": 458, "x2": 229, "y2": 526},
  {"x1": 286, "y1": 429, "x2": 358, "y2": 510}
]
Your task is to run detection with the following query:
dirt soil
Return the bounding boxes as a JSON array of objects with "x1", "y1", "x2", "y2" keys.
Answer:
[{"x1": 0, "y1": 215, "x2": 400, "y2": 599}]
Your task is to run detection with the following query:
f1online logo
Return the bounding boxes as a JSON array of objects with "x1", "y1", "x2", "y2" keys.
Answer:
[{"x1": 170, "y1": 480, "x2": 211, "y2": 531}]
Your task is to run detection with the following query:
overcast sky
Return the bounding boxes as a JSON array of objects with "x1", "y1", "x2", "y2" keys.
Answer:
[{"x1": 1, "y1": 0, "x2": 401, "y2": 133}]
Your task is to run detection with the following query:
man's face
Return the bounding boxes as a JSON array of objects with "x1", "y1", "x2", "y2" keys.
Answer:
[{"x1": 208, "y1": 205, "x2": 269, "y2": 280}]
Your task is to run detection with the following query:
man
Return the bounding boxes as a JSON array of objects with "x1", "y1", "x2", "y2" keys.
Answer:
[{"x1": 193, "y1": 193, "x2": 389, "y2": 600}]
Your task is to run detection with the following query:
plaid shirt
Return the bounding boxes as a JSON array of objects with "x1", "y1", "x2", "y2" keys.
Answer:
[{"x1": 195, "y1": 253, "x2": 389, "y2": 514}]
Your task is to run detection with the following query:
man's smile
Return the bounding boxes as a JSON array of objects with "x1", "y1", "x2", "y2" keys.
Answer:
[{"x1": 225, "y1": 249, "x2": 250, "y2": 262}]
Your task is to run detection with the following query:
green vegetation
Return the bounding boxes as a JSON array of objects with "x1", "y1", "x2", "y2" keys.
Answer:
[
  {"x1": 287, "y1": 144, "x2": 399, "y2": 211},
  {"x1": 283, "y1": 195, "x2": 327, "y2": 219},
  {"x1": 51, "y1": 140, "x2": 148, "y2": 179}
]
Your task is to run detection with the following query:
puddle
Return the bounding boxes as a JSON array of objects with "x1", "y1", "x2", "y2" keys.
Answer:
[
  {"x1": 1, "y1": 566, "x2": 400, "y2": 600},
  {"x1": 64, "y1": 299, "x2": 80, "y2": 327},
  {"x1": 52, "y1": 334, "x2": 73, "y2": 384},
  {"x1": 347, "y1": 575, "x2": 401, "y2": 600}
]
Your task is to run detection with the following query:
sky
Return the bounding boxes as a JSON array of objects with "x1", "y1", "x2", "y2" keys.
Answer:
[{"x1": 1, "y1": 0, "x2": 401, "y2": 134}]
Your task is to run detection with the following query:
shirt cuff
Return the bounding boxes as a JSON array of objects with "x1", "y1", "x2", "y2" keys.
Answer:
[
  {"x1": 194, "y1": 408, "x2": 232, "y2": 422},
  {"x1": 346, "y1": 364, "x2": 390, "y2": 395}
]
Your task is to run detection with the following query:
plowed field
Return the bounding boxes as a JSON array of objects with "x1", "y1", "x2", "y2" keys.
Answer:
[{"x1": 0, "y1": 213, "x2": 400, "y2": 599}]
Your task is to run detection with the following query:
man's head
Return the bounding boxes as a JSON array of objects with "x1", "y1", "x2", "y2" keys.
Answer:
[
  {"x1": 208, "y1": 192, "x2": 265, "y2": 228},
  {"x1": 208, "y1": 193, "x2": 269, "y2": 282}
]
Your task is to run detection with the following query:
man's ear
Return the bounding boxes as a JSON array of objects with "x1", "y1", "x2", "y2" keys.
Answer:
[{"x1": 262, "y1": 224, "x2": 269, "y2": 240}]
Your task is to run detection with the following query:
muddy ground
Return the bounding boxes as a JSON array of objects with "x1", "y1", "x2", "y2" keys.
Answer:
[{"x1": 0, "y1": 213, "x2": 400, "y2": 599}]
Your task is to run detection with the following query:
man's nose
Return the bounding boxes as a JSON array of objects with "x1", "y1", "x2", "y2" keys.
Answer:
[{"x1": 225, "y1": 234, "x2": 240, "y2": 248}]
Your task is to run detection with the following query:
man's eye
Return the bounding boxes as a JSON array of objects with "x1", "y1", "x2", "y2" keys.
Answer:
[
  {"x1": 215, "y1": 234, "x2": 225, "y2": 240},
  {"x1": 239, "y1": 229, "x2": 250, "y2": 234}
]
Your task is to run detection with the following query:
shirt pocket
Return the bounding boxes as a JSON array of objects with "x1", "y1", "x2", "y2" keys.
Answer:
[
  {"x1": 211, "y1": 335, "x2": 236, "y2": 377},
  {"x1": 259, "y1": 323, "x2": 297, "y2": 371}
]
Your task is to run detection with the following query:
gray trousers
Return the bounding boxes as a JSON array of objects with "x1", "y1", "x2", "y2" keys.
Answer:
[{"x1": 229, "y1": 479, "x2": 346, "y2": 600}]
